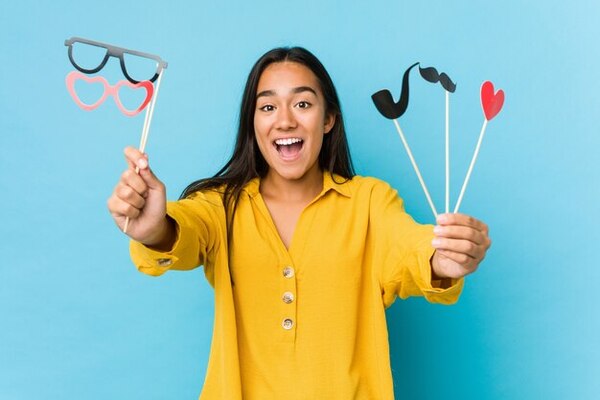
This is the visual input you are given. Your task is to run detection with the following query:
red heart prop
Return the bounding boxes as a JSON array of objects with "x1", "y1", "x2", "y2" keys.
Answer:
[{"x1": 480, "y1": 81, "x2": 504, "y2": 121}]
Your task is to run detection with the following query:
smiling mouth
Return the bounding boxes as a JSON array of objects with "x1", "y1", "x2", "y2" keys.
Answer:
[{"x1": 274, "y1": 137, "x2": 304, "y2": 158}]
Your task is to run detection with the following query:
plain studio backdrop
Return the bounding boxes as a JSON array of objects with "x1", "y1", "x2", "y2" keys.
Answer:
[{"x1": 1, "y1": 1, "x2": 598, "y2": 399}]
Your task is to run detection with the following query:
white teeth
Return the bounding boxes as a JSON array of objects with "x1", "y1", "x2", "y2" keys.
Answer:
[{"x1": 275, "y1": 138, "x2": 303, "y2": 146}]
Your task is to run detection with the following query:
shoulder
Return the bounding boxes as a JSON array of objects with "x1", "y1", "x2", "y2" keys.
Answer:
[
  {"x1": 335, "y1": 174, "x2": 398, "y2": 198},
  {"x1": 178, "y1": 187, "x2": 226, "y2": 209}
]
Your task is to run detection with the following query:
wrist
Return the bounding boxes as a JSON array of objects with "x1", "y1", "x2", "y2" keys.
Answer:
[
  {"x1": 430, "y1": 251, "x2": 445, "y2": 278},
  {"x1": 143, "y1": 216, "x2": 177, "y2": 251},
  {"x1": 430, "y1": 251, "x2": 453, "y2": 289}
]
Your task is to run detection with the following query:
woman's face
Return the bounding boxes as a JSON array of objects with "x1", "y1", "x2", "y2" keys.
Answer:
[{"x1": 254, "y1": 61, "x2": 335, "y2": 183}]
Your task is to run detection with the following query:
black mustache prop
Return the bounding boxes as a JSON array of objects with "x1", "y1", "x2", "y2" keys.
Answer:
[
  {"x1": 418, "y1": 65, "x2": 456, "y2": 93},
  {"x1": 371, "y1": 63, "x2": 456, "y2": 120}
]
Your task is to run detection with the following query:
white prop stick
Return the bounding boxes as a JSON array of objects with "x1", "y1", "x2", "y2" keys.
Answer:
[
  {"x1": 123, "y1": 71, "x2": 164, "y2": 234},
  {"x1": 454, "y1": 118, "x2": 488, "y2": 213},
  {"x1": 392, "y1": 119, "x2": 438, "y2": 218},
  {"x1": 445, "y1": 90, "x2": 450, "y2": 214}
]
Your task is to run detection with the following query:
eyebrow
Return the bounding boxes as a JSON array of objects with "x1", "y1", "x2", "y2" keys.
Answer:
[{"x1": 256, "y1": 86, "x2": 318, "y2": 99}]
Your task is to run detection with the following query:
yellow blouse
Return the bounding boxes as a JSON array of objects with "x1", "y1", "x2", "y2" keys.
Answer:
[{"x1": 130, "y1": 173, "x2": 464, "y2": 399}]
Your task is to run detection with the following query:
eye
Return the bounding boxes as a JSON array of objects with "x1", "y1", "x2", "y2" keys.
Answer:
[
  {"x1": 296, "y1": 101, "x2": 311, "y2": 109},
  {"x1": 259, "y1": 104, "x2": 275, "y2": 112}
]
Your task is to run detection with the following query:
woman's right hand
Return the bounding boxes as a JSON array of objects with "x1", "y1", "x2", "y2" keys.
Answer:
[{"x1": 107, "y1": 147, "x2": 174, "y2": 248}]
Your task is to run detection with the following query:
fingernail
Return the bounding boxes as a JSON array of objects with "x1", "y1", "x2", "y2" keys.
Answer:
[
  {"x1": 432, "y1": 238, "x2": 441, "y2": 247},
  {"x1": 437, "y1": 214, "x2": 448, "y2": 224},
  {"x1": 138, "y1": 158, "x2": 148, "y2": 169},
  {"x1": 433, "y1": 225, "x2": 443, "y2": 234}
]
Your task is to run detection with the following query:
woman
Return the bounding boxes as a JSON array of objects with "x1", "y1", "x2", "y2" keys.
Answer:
[{"x1": 108, "y1": 47, "x2": 491, "y2": 399}]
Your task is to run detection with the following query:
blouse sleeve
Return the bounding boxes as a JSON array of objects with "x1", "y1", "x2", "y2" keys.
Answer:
[
  {"x1": 129, "y1": 190, "x2": 225, "y2": 278},
  {"x1": 369, "y1": 180, "x2": 464, "y2": 307}
]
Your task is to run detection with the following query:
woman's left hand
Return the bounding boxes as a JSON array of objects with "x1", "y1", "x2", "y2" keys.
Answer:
[{"x1": 430, "y1": 213, "x2": 492, "y2": 279}]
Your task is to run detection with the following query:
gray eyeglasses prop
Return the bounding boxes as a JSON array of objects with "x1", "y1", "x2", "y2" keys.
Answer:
[{"x1": 64, "y1": 36, "x2": 168, "y2": 84}]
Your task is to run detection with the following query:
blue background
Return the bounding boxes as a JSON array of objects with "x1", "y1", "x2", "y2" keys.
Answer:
[{"x1": 1, "y1": 1, "x2": 598, "y2": 399}]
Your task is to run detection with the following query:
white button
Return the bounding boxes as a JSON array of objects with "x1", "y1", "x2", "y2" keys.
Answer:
[
  {"x1": 282, "y1": 318, "x2": 294, "y2": 330},
  {"x1": 156, "y1": 258, "x2": 172, "y2": 267},
  {"x1": 282, "y1": 292, "x2": 294, "y2": 304},
  {"x1": 283, "y1": 266, "x2": 295, "y2": 278}
]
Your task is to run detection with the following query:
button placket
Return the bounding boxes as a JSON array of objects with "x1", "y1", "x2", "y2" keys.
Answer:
[{"x1": 280, "y1": 265, "x2": 297, "y2": 342}]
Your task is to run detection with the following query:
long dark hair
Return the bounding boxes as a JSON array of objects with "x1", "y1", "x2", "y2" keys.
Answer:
[{"x1": 181, "y1": 46, "x2": 355, "y2": 226}]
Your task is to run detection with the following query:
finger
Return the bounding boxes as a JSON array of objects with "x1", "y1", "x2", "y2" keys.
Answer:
[
  {"x1": 124, "y1": 146, "x2": 148, "y2": 171},
  {"x1": 437, "y1": 213, "x2": 488, "y2": 232},
  {"x1": 138, "y1": 163, "x2": 165, "y2": 192},
  {"x1": 120, "y1": 169, "x2": 148, "y2": 196},
  {"x1": 115, "y1": 182, "x2": 146, "y2": 209},
  {"x1": 432, "y1": 236, "x2": 484, "y2": 260},
  {"x1": 123, "y1": 147, "x2": 164, "y2": 192},
  {"x1": 107, "y1": 195, "x2": 142, "y2": 219},
  {"x1": 436, "y1": 250, "x2": 479, "y2": 272},
  {"x1": 433, "y1": 225, "x2": 487, "y2": 246}
]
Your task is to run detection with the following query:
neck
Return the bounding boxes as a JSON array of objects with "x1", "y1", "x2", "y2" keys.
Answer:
[{"x1": 260, "y1": 167, "x2": 323, "y2": 203}]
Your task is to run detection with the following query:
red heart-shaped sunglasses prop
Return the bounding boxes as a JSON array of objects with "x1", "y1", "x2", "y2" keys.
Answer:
[
  {"x1": 65, "y1": 71, "x2": 154, "y2": 117},
  {"x1": 480, "y1": 81, "x2": 504, "y2": 121}
]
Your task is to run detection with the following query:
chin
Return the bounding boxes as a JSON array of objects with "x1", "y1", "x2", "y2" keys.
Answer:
[
  {"x1": 273, "y1": 167, "x2": 310, "y2": 181},
  {"x1": 269, "y1": 160, "x2": 321, "y2": 182}
]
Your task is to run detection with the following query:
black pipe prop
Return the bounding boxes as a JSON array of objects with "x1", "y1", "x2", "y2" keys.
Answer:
[{"x1": 371, "y1": 62, "x2": 419, "y2": 119}]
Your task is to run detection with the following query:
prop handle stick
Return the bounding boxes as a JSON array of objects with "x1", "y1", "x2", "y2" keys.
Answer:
[
  {"x1": 454, "y1": 118, "x2": 488, "y2": 213},
  {"x1": 123, "y1": 71, "x2": 164, "y2": 234},
  {"x1": 139, "y1": 71, "x2": 164, "y2": 153},
  {"x1": 445, "y1": 90, "x2": 450, "y2": 214},
  {"x1": 392, "y1": 119, "x2": 438, "y2": 218}
]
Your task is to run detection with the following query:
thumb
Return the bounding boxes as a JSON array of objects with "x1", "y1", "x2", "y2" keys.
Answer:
[{"x1": 135, "y1": 157, "x2": 164, "y2": 191}]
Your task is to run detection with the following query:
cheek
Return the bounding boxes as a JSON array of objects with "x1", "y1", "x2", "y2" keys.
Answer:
[
  {"x1": 254, "y1": 114, "x2": 271, "y2": 139},
  {"x1": 253, "y1": 123, "x2": 271, "y2": 156},
  {"x1": 253, "y1": 117, "x2": 260, "y2": 137}
]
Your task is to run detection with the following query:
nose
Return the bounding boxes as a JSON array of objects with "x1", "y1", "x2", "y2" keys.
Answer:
[{"x1": 275, "y1": 106, "x2": 297, "y2": 130}]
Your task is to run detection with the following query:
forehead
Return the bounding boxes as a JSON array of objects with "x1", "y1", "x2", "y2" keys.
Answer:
[{"x1": 256, "y1": 61, "x2": 321, "y2": 95}]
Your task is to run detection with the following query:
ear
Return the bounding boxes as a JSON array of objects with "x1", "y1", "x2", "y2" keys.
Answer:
[{"x1": 324, "y1": 112, "x2": 336, "y2": 134}]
